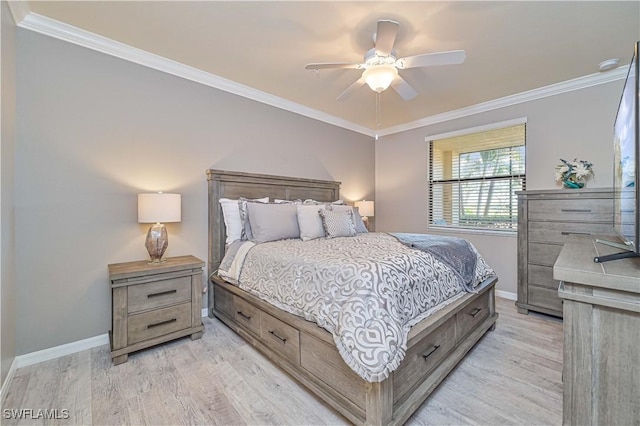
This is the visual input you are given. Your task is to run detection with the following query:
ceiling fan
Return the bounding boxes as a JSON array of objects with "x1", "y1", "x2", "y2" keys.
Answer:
[{"x1": 305, "y1": 19, "x2": 466, "y2": 102}]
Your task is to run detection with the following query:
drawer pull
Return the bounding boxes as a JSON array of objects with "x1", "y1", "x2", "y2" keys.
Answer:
[
  {"x1": 422, "y1": 345, "x2": 441, "y2": 360},
  {"x1": 561, "y1": 232, "x2": 590, "y2": 236},
  {"x1": 269, "y1": 330, "x2": 287, "y2": 344},
  {"x1": 147, "y1": 289, "x2": 177, "y2": 298},
  {"x1": 469, "y1": 308, "x2": 482, "y2": 318},
  {"x1": 561, "y1": 208, "x2": 591, "y2": 213},
  {"x1": 147, "y1": 318, "x2": 177, "y2": 329},
  {"x1": 236, "y1": 311, "x2": 252, "y2": 320}
]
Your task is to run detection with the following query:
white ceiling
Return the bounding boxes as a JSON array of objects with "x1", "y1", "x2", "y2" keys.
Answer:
[{"x1": 21, "y1": 1, "x2": 640, "y2": 132}]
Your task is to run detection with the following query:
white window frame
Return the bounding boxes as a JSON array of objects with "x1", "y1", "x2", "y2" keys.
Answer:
[{"x1": 425, "y1": 118, "x2": 527, "y2": 234}]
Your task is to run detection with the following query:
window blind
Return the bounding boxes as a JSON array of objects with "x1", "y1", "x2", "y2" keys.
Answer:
[{"x1": 428, "y1": 123, "x2": 526, "y2": 231}]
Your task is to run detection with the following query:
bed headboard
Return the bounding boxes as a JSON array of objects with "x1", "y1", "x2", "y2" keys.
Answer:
[{"x1": 206, "y1": 169, "x2": 341, "y2": 277}]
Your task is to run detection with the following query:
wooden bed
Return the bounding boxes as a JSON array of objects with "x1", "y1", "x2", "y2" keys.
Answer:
[{"x1": 206, "y1": 169, "x2": 498, "y2": 425}]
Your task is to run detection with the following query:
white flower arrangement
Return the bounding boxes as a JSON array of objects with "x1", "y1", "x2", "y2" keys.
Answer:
[{"x1": 555, "y1": 158, "x2": 594, "y2": 187}]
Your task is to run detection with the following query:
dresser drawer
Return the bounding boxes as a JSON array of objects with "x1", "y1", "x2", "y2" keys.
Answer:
[
  {"x1": 128, "y1": 276, "x2": 191, "y2": 313},
  {"x1": 528, "y1": 221, "x2": 613, "y2": 245},
  {"x1": 213, "y1": 284, "x2": 235, "y2": 318},
  {"x1": 261, "y1": 313, "x2": 300, "y2": 364},
  {"x1": 528, "y1": 285, "x2": 562, "y2": 313},
  {"x1": 528, "y1": 264, "x2": 558, "y2": 290},
  {"x1": 128, "y1": 302, "x2": 192, "y2": 344},
  {"x1": 456, "y1": 290, "x2": 491, "y2": 342},
  {"x1": 233, "y1": 297, "x2": 261, "y2": 336},
  {"x1": 394, "y1": 315, "x2": 456, "y2": 405},
  {"x1": 528, "y1": 242, "x2": 563, "y2": 266},
  {"x1": 528, "y1": 198, "x2": 613, "y2": 222}
]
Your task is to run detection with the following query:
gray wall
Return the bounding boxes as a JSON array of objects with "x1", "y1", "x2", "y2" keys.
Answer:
[
  {"x1": 375, "y1": 81, "x2": 623, "y2": 295},
  {"x1": 15, "y1": 30, "x2": 374, "y2": 355},
  {"x1": 1, "y1": 1, "x2": 17, "y2": 385}
]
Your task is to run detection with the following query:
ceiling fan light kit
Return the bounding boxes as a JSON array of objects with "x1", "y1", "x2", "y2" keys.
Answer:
[{"x1": 363, "y1": 64, "x2": 398, "y2": 92}]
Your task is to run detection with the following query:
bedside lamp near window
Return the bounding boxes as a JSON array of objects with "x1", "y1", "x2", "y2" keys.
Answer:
[
  {"x1": 354, "y1": 200, "x2": 374, "y2": 230},
  {"x1": 138, "y1": 192, "x2": 181, "y2": 263}
]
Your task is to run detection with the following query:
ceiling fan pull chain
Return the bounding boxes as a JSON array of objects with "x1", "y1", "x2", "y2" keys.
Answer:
[{"x1": 376, "y1": 92, "x2": 381, "y2": 127}]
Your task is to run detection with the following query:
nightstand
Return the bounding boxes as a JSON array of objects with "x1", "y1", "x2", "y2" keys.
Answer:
[{"x1": 108, "y1": 255, "x2": 205, "y2": 365}]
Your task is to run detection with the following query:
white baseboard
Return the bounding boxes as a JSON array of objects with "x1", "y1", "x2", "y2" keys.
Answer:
[
  {"x1": 0, "y1": 358, "x2": 18, "y2": 406},
  {"x1": 495, "y1": 289, "x2": 517, "y2": 301},
  {"x1": 202, "y1": 307, "x2": 208, "y2": 318},
  {"x1": 15, "y1": 334, "x2": 110, "y2": 369}
]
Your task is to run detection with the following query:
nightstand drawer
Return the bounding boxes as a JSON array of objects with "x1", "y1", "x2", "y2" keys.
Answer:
[
  {"x1": 128, "y1": 302, "x2": 192, "y2": 344},
  {"x1": 128, "y1": 276, "x2": 191, "y2": 313}
]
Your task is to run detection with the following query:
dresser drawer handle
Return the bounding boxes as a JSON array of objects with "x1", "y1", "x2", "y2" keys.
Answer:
[
  {"x1": 561, "y1": 232, "x2": 590, "y2": 236},
  {"x1": 147, "y1": 289, "x2": 177, "y2": 298},
  {"x1": 236, "y1": 311, "x2": 252, "y2": 320},
  {"x1": 147, "y1": 318, "x2": 177, "y2": 329},
  {"x1": 561, "y1": 208, "x2": 591, "y2": 213},
  {"x1": 269, "y1": 330, "x2": 287, "y2": 344},
  {"x1": 422, "y1": 344, "x2": 441, "y2": 360},
  {"x1": 469, "y1": 308, "x2": 482, "y2": 318}
]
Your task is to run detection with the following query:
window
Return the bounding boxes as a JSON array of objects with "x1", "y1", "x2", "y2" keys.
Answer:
[{"x1": 428, "y1": 121, "x2": 526, "y2": 232}]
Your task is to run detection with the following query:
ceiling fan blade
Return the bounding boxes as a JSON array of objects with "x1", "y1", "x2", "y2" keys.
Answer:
[
  {"x1": 374, "y1": 20, "x2": 399, "y2": 56},
  {"x1": 305, "y1": 62, "x2": 361, "y2": 70},
  {"x1": 336, "y1": 77, "x2": 366, "y2": 101},
  {"x1": 391, "y1": 76, "x2": 418, "y2": 100},
  {"x1": 396, "y1": 50, "x2": 466, "y2": 69}
]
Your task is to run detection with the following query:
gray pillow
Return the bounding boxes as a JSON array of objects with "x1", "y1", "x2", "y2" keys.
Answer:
[
  {"x1": 246, "y1": 202, "x2": 300, "y2": 243},
  {"x1": 319, "y1": 209, "x2": 356, "y2": 238},
  {"x1": 331, "y1": 205, "x2": 368, "y2": 233}
]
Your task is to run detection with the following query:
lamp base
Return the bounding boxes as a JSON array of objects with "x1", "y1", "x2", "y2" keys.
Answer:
[{"x1": 145, "y1": 223, "x2": 168, "y2": 263}]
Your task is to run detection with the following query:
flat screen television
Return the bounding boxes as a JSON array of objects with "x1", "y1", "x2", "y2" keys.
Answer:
[{"x1": 595, "y1": 41, "x2": 640, "y2": 263}]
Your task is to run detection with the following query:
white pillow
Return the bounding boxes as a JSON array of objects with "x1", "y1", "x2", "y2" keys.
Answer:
[
  {"x1": 296, "y1": 204, "x2": 327, "y2": 241},
  {"x1": 219, "y1": 197, "x2": 268, "y2": 245}
]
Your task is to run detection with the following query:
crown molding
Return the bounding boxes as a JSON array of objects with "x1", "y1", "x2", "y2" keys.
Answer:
[
  {"x1": 17, "y1": 13, "x2": 374, "y2": 137},
  {"x1": 376, "y1": 67, "x2": 627, "y2": 137},
  {"x1": 6, "y1": 1, "x2": 30, "y2": 25},
  {"x1": 16, "y1": 11, "x2": 626, "y2": 139}
]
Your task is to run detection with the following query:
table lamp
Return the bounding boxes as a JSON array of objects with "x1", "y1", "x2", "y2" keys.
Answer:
[
  {"x1": 138, "y1": 192, "x2": 181, "y2": 263},
  {"x1": 354, "y1": 200, "x2": 374, "y2": 230}
]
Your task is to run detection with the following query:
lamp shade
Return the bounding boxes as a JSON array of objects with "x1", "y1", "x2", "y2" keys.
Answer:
[
  {"x1": 363, "y1": 65, "x2": 398, "y2": 93},
  {"x1": 355, "y1": 200, "x2": 374, "y2": 217},
  {"x1": 138, "y1": 193, "x2": 181, "y2": 223}
]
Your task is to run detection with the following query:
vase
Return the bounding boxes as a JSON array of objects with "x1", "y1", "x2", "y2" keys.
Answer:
[{"x1": 562, "y1": 178, "x2": 585, "y2": 189}]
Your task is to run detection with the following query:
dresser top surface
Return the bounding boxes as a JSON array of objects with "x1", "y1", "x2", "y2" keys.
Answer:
[{"x1": 554, "y1": 235, "x2": 640, "y2": 294}]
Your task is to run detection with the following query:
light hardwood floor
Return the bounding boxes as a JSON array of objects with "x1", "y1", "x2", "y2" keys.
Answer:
[{"x1": 2, "y1": 297, "x2": 563, "y2": 425}]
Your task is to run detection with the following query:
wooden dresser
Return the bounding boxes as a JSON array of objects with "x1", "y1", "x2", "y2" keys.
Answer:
[
  {"x1": 516, "y1": 188, "x2": 613, "y2": 317},
  {"x1": 554, "y1": 235, "x2": 640, "y2": 425},
  {"x1": 108, "y1": 255, "x2": 205, "y2": 364}
]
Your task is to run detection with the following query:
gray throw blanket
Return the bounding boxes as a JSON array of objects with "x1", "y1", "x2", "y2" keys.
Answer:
[{"x1": 390, "y1": 233, "x2": 478, "y2": 293}]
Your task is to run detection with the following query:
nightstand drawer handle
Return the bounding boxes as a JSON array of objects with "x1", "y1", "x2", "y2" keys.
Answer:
[
  {"x1": 147, "y1": 289, "x2": 177, "y2": 298},
  {"x1": 422, "y1": 344, "x2": 441, "y2": 360},
  {"x1": 561, "y1": 208, "x2": 591, "y2": 213},
  {"x1": 561, "y1": 231, "x2": 590, "y2": 236},
  {"x1": 147, "y1": 318, "x2": 177, "y2": 329},
  {"x1": 469, "y1": 307, "x2": 482, "y2": 318},
  {"x1": 269, "y1": 330, "x2": 287, "y2": 344},
  {"x1": 236, "y1": 311, "x2": 252, "y2": 320}
]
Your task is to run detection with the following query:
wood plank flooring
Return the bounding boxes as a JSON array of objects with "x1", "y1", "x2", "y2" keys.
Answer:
[{"x1": 1, "y1": 297, "x2": 563, "y2": 425}]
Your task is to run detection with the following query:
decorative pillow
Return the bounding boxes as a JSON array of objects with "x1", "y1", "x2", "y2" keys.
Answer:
[
  {"x1": 246, "y1": 202, "x2": 300, "y2": 243},
  {"x1": 319, "y1": 209, "x2": 356, "y2": 238},
  {"x1": 219, "y1": 197, "x2": 268, "y2": 245},
  {"x1": 238, "y1": 197, "x2": 270, "y2": 241},
  {"x1": 331, "y1": 205, "x2": 368, "y2": 233},
  {"x1": 302, "y1": 199, "x2": 345, "y2": 205},
  {"x1": 274, "y1": 199, "x2": 303, "y2": 204},
  {"x1": 296, "y1": 204, "x2": 327, "y2": 241}
]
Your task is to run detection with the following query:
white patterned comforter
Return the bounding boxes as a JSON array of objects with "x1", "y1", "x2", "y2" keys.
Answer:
[{"x1": 218, "y1": 232, "x2": 495, "y2": 382}]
